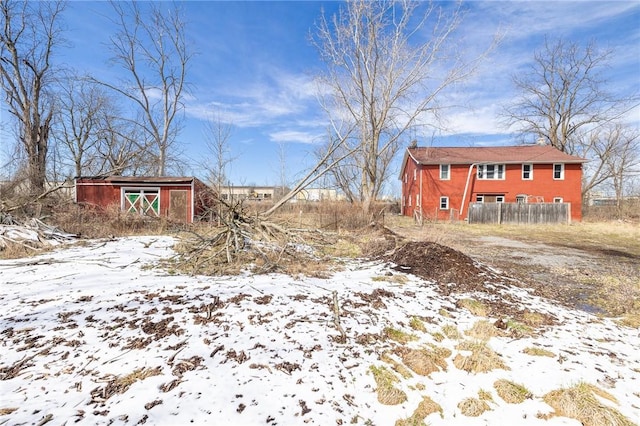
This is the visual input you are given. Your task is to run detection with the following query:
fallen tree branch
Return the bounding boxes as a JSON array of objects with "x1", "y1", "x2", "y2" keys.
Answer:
[{"x1": 332, "y1": 290, "x2": 347, "y2": 344}]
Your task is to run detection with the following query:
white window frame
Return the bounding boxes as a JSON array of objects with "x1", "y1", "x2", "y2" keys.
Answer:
[
  {"x1": 413, "y1": 169, "x2": 417, "y2": 181},
  {"x1": 416, "y1": 194, "x2": 420, "y2": 206},
  {"x1": 475, "y1": 195, "x2": 484, "y2": 203},
  {"x1": 439, "y1": 196, "x2": 449, "y2": 210},
  {"x1": 553, "y1": 197, "x2": 564, "y2": 203},
  {"x1": 516, "y1": 195, "x2": 526, "y2": 204},
  {"x1": 496, "y1": 195, "x2": 505, "y2": 203},
  {"x1": 439, "y1": 164, "x2": 450, "y2": 180},
  {"x1": 553, "y1": 163, "x2": 564, "y2": 180},
  {"x1": 522, "y1": 163, "x2": 533, "y2": 180},
  {"x1": 121, "y1": 187, "x2": 160, "y2": 216},
  {"x1": 477, "y1": 164, "x2": 505, "y2": 180}
]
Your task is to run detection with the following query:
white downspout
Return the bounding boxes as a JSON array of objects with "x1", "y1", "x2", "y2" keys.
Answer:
[
  {"x1": 460, "y1": 163, "x2": 479, "y2": 219},
  {"x1": 419, "y1": 167, "x2": 423, "y2": 219},
  {"x1": 191, "y1": 179, "x2": 195, "y2": 223}
]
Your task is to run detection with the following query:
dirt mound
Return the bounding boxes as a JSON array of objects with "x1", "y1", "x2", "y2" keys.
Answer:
[
  {"x1": 381, "y1": 241, "x2": 558, "y2": 326},
  {"x1": 382, "y1": 241, "x2": 487, "y2": 294}
]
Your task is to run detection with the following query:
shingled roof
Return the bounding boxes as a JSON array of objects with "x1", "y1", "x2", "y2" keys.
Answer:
[{"x1": 406, "y1": 145, "x2": 587, "y2": 166}]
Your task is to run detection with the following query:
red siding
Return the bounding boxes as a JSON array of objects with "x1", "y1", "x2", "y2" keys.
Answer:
[
  {"x1": 402, "y1": 160, "x2": 583, "y2": 222},
  {"x1": 75, "y1": 178, "x2": 209, "y2": 223}
]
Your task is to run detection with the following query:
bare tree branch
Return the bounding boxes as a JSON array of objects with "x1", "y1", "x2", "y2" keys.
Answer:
[
  {"x1": 94, "y1": 1, "x2": 192, "y2": 176},
  {"x1": 0, "y1": 0, "x2": 66, "y2": 194},
  {"x1": 313, "y1": 0, "x2": 496, "y2": 215}
]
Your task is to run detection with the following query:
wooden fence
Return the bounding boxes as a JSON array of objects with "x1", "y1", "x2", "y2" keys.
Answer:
[{"x1": 467, "y1": 202, "x2": 570, "y2": 224}]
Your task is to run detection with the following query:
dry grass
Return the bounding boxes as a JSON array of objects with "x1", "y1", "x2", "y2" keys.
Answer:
[
  {"x1": 457, "y1": 397, "x2": 491, "y2": 417},
  {"x1": 369, "y1": 365, "x2": 407, "y2": 405},
  {"x1": 505, "y1": 319, "x2": 534, "y2": 337},
  {"x1": 478, "y1": 389, "x2": 494, "y2": 402},
  {"x1": 521, "y1": 311, "x2": 553, "y2": 327},
  {"x1": 0, "y1": 240, "x2": 45, "y2": 259},
  {"x1": 320, "y1": 237, "x2": 361, "y2": 258},
  {"x1": 372, "y1": 274, "x2": 409, "y2": 284},
  {"x1": 457, "y1": 298, "x2": 489, "y2": 317},
  {"x1": 438, "y1": 308, "x2": 452, "y2": 318},
  {"x1": 116, "y1": 367, "x2": 162, "y2": 389},
  {"x1": 453, "y1": 340, "x2": 510, "y2": 374},
  {"x1": 441, "y1": 324, "x2": 462, "y2": 340},
  {"x1": 409, "y1": 317, "x2": 427, "y2": 333},
  {"x1": 493, "y1": 379, "x2": 532, "y2": 403},
  {"x1": 383, "y1": 327, "x2": 419, "y2": 344},
  {"x1": 588, "y1": 274, "x2": 640, "y2": 317},
  {"x1": 616, "y1": 313, "x2": 640, "y2": 328},
  {"x1": 399, "y1": 346, "x2": 451, "y2": 377},
  {"x1": 465, "y1": 320, "x2": 500, "y2": 341},
  {"x1": 542, "y1": 382, "x2": 634, "y2": 426},
  {"x1": 523, "y1": 346, "x2": 556, "y2": 357},
  {"x1": 53, "y1": 203, "x2": 171, "y2": 239},
  {"x1": 395, "y1": 396, "x2": 443, "y2": 426},
  {"x1": 0, "y1": 408, "x2": 18, "y2": 415},
  {"x1": 431, "y1": 331, "x2": 444, "y2": 342},
  {"x1": 380, "y1": 352, "x2": 413, "y2": 379}
]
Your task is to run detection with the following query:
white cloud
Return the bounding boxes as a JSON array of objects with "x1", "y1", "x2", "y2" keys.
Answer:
[{"x1": 269, "y1": 129, "x2": 323, "y2": 145}]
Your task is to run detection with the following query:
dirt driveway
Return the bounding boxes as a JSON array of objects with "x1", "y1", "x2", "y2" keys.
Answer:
[{"x1": 389, "y1": 221, "x2": 640, "y2": 316}]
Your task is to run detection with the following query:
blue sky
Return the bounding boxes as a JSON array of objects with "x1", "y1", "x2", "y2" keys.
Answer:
[{"x1": 2, "y1": 1, "x2": 639, "y2": 192}]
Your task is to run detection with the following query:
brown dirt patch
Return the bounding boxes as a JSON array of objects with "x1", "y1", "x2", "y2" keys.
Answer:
[
  {"x1": 383, "y1": 241, "x2": 487, "y2": 293},
  {"x1": 380, "y1": 241, "x2": 543, "y2": 322}
]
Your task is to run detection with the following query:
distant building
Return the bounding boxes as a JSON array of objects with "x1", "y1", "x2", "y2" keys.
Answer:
[
  {"x1": 293, "y1": 188, "x2": 341, "y2": 202},
  {"x1": 218, "y1": 186, "x2": 288, "y2": 202}
]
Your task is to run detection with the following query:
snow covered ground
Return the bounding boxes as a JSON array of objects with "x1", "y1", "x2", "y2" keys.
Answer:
[{"x1": 1, "y1": 236, "x2": 638, "y2": 425}]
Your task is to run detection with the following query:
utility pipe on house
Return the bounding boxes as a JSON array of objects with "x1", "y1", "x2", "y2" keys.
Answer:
[{"x1": 459, "y1": 163, "x2": 479, "y2": 219}]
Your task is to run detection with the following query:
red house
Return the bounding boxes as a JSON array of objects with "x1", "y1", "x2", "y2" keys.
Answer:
[
  {"x1": 75, "y1": 176, "x2": 214, "y2": 223},
  {"x1": 399, "y1": 145, "x2": 587, "y2": 222}
]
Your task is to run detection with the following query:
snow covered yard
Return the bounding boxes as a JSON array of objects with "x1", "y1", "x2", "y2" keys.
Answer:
[{"x1": 1, "y1": 236, "x2": 639, "y2": 425}]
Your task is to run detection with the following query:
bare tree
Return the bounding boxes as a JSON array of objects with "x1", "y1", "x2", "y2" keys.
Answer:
[
  {"x1": 98, "y1": 1, "x2": 191, "y2": 176},
  {"x1": 503, "y1": 38, "x2": 632, "y2": 154},
  {"x1": 94, "y1": 113, "x2": 149, "y2": 176},
  {"x1": 0, "y1": 0, "x2": 66, "y2": 194},
  {"x1": 275, "y1": 141, "x2": 289, "y2": 200},
  {"x1": 603, "y1": 124, "x2": 640, "y2": 217},
  {"x1": 202, "y1": 111, "x2": 234, "y2": 223},
  {"x1": 313, "y1": 0, "x2": 489, "y2": 215},
  {"x1": 53, "y1": 74, "x2": 112, "y2": 177}
]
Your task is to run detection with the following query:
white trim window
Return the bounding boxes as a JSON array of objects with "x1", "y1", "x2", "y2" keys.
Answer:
[
  {"x1": 553, "y1": 163, "x2": 564, "y2": 180},
  {"x1": 413, "y1": 169, "x2": 417, "y2": 181},
  {"x1": 122, "y1": 187, "x2": 160, "y2": 216},
  {"x1": 439, "y1": 164, "x2": 450, "y2": 180},
  {"x1": 476, "y1": 194, "x2": 504, "y2": 203},
  {"x1": 477, "y1": 164, "x2": 505, "y2": 180},
  {"x1": 553, "y1": 197, "x2": 564, "y2": 203},
  {"x1": 439, "y1": 196, "x2": 449, "y2": 210},
  {"x1": 416, "y1": 194, "x2": 420, "y2": 206},
  {"x1": 522, "y1": 163, "x2": 533, "y2": 180}
]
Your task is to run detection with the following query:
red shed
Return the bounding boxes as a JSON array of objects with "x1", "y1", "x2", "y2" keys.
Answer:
[{"x1": 75, "y1": 176, "x2": 214, "y2": 223}]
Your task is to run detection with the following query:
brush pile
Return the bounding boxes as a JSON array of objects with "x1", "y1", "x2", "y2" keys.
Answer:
[
  {"x1": 172, "y1": 200, "x2": 330, "y2": 276},
  {"x1": 0, "y1": 214, "x2": 77, "y2": 251}
]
